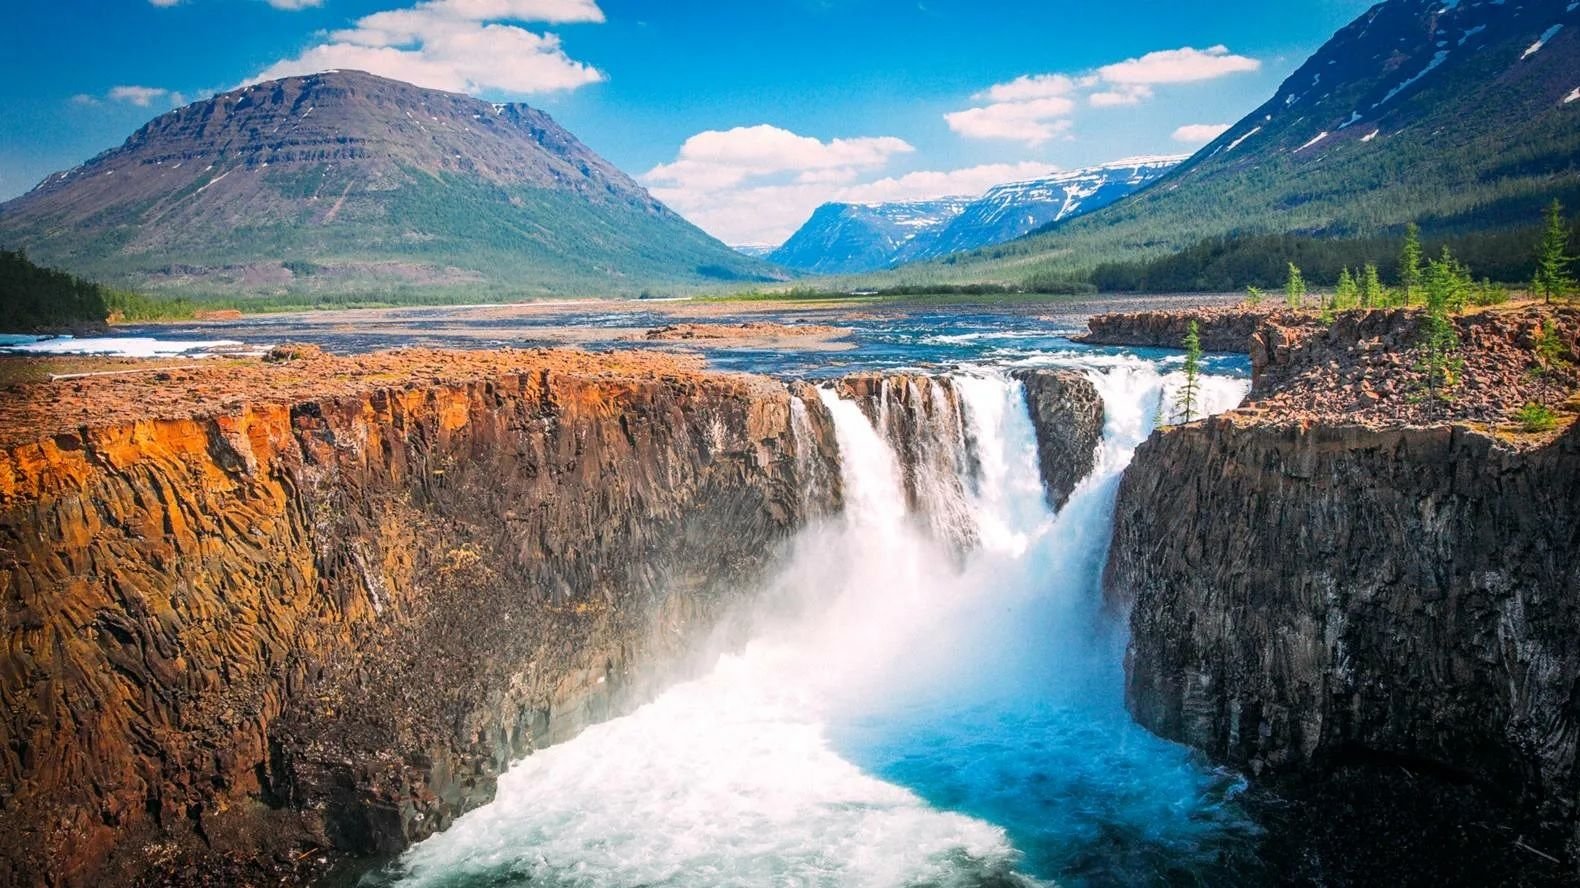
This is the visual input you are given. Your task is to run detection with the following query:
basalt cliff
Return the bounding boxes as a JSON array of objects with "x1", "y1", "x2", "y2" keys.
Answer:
[
  {"x1": 1099, "y1": 304, "x2": 1580, "y2": 879},
  {"x1": 0, "y1": 349, "x2": 1100, "y2": 886}
]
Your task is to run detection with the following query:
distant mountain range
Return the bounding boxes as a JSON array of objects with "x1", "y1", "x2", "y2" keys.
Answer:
[
  {"x1": 0, "y1": 71, "x2": 780, "y2": 299},
  {"x1": 766, "y1": 197, "x2": 974, "y2": 275},
  {"x1": 883, "y1": 0, "x2": 1580, "y2": 287},
  {"x1": 769, "y1": 158, "x2": 1182, "y2": 275}
]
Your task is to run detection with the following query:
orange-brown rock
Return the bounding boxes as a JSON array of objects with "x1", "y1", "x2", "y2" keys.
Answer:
[{"x1": 0, "y1": 348, "x2": 840, "y2": 886}]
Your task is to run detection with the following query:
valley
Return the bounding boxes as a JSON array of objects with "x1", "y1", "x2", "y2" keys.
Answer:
[{"x1": 2, "y1": 0, "x2": 1580, "y2": 884}]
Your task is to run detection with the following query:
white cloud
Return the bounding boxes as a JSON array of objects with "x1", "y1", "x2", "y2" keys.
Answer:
[
  {"x1": 975, "y1": 73, "x2": 1077, "y2": 103},
  {"x1": 70, "y1": 94, "x2": 102, "y2": 107},
  {"x1": 1172, "y1": 122, "x2": 1232, "y2": 143},
  {"x1": 1088, "y1": 84, "x2": 1153, "y2": 107},
  {"x1": 264, "y1": 0, "x2": 325, "y2": 8},
  {"x1": 944, "y1": 96, "x2": 1076, "y2": 146},
  {"x1": 838, "y1": 162, "x2": 1058, "y2": 205},
  {"x1": 643, "y1": 125, "x2": 1054, "y2": 244},
  {"x1": 646, "y1": 125, "x2": 913, "y2": 192},
  {"x1": 148, "y1": 0, "x2": 181, "y2": 6},
  {"x1": 1097, "y1": 45, "x2": 1260, "y2": 85},
  {"x1": 250, "y1": 0, "x2": 606, "y2": 95},
  {"x1": 947, "y1": 44, "x2": 1259, "y2": 146},
  {"x1": 108, "y1": 85, "x2": 171, "y2": 107}
]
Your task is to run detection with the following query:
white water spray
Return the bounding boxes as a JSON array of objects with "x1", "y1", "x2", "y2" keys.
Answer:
[{"x1": 377, "y1": 361, "x2": 1251, "y2": 888}]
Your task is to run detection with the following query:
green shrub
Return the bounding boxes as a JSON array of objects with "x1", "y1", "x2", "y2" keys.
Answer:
[{"x1": 1516, "y1": 403, "x2": 1558, "y2": 432}]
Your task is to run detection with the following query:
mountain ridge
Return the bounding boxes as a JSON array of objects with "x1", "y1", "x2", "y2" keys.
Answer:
[
  {"x1": 770, "y1": 157, "x2": 1183, "y2": 275},
  {"x1": 870, "y1": 0, "x2": 1580, "y2": 288},
  {"x1": 0, "y1": 70, "x2": 780, "y2": 299}
]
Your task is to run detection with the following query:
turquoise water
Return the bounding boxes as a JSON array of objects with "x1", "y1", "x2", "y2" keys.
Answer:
[
  {"x1": 360, "y1": 357, "x2": 1260, "y2": 887},
  {"x1": 92, "y1": 305, "x2": 1264, "y2": 886}
]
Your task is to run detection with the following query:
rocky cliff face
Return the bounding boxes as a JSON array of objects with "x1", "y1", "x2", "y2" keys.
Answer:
[
  {"x1": 1013, "y1": 370, "x2": 1104, "y2": 510},
  {"x1": 834, "y1": 370, "x2": 1103, "y2": 542},
  {"x1": 1107, "y1": 412, "x2": 1580, "y2": 864},
  {"x1": 1077, "y1": 307, "x2": 1313, "y2": 352},
  {"x1": 0, "y1": 356, "x2": 840, "y2": 886}
]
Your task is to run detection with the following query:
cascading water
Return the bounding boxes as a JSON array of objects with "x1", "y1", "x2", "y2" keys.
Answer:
[{"x1": 371, "y1": 359, "x2": 1256, "y2": 888}]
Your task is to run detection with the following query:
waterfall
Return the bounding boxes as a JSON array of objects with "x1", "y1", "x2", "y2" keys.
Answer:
[{"x1": 375, "y1": 362, "x2": 1256, "y2": 888}]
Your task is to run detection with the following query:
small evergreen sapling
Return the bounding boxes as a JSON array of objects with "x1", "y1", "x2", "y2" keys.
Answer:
[
  {"x1": 1534, "y1": 200, "x2": 1576, "y2": 304},
  {"x1": 1531, "y1": 318, "x2": 1568, "y2": 400},
  {"x1": 1335, "y1": 267, "x2": 1359, "y2": 311},
  {"x1": 1400, "y1": 222, "x2": 1424, "y2": 305},
  {"x1": 1361, "y1": 263, "x2": 1384, "y2": 309},
  {"x1": 1285, "y1": 263, "x2": 1307, "y2": 310},
  {"x1": 1175, "y1": 319, "x2": 1203, "y2": 424},
  {"x1": 1414, "y1": 251, "x2": 1464, "y2": 412}
]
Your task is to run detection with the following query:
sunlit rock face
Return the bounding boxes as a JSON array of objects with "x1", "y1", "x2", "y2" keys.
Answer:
[{"x1": 0, "y1": 366, "x2": 841, "y2": 885}]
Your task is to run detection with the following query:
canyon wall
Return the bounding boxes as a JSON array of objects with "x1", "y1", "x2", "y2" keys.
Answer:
[
  {"x1": 1107, "y1": 411, "x2": 1580, "y2": 856},
  {"x1": 0, "y1": 365, "x2": 841, "y2": 886},
  {"x1": 1077, "y1": 308, "x2": 1313, "y2": 352}
]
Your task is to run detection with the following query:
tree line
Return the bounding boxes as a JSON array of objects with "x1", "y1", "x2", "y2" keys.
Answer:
[
  {"x1": 1169, "y1": 202, "x2": 1575, "y2": 429},
  {"x1": 1088, "y1": 202, "x2": 1579, "y2": 295},
  {"x1": 0, "y1": 249, "x2": 112, "y2": 331}
]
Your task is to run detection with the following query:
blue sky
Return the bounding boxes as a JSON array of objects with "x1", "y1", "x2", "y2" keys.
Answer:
[{"x1": 1, "y1": 0, "x2": 1377, "y2": 243}]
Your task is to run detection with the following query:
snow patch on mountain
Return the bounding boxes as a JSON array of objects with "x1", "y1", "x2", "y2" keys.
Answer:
[
  {"x1": 1522, "y1": 24, "x2": 1564, "y2": 59},
  {"x1": 1375, "y1": 50, "x2": 1450, "y2": 107},
  {"x1": 1295, "y1": 132, "x2": 1330, "y2": 153},
  {"x1": 768, "y1": 157, "x2": 1183, "y2": 274},
  {"x1": 1224, "y1": 126, "x2": 1262, "y2": 152}
]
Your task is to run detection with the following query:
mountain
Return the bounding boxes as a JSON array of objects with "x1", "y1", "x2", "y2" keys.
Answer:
[
  {"x1": 912, "y1": 158, "x2": 1184, "y2": 261},
  {"x1": 770, "y1": 158, "x2": 1180, "y2": 275},
  {"x1": 768, "y1": 198, "x2": 974, "y2": 275},
  {"x1": 0, "y1": 71, "x2": 780, "y2": 300},
  {"x1": 731, "y1": 244, "x2": 780, "y2": 260},
  {"x1": 879, "y1": 0, "x2": 1580, "y2": 287}
]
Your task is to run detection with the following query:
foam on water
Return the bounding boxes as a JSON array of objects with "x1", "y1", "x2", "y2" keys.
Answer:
[
  {"x1": 0, "y1": 335, "x2": 246, "y2": 357},
  {"x1": 374, "y1": 358, "x2": 1255, "y2": 887}
]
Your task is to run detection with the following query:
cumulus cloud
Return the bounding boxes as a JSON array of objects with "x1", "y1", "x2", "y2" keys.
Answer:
[
  {"x1": 646, "y1": 125, "x2": 913, "y2": 192},
  {"x1": 837, "y1": 162, "x2": 1058, "y2": 205},
  {"x1": 108, "y1": 85, "x2": 171, "y2": 107},
  {"x1": 250, "y1": 0, "x2": 606, "y2": 95},
  {"x1": 975, "y1": 73, "x2": 1078, "y2": 103},
  {"x1": 642, "y1": 124, "x2": 1053, "y2": 244},
  {"x1": 1172, "y1": 122, "x2": 1232, "y2": 143},
  {"x1": 949, "y1": 44, "x2": 1259, "y2": 146},
  {"x1": 1088, "y1": 84, "x2": 1153, "y2": 107},
  {"x1": 1097, "y1": 45, "x2": 1260, "y2": 85},
  {"x1": 264, "y1": 0, "x2": 326, "y2": 8},
  {"x1": 944, "y1": 96, "x2": 1076, "y2": 146}
]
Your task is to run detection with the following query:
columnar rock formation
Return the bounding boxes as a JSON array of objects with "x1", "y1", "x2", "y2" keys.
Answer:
[
  {"x1": 0, "y1": 352, "x2": 839, "y2": 886},
  {"x1": 1109, "y1": 418, "x2": 1580, "y2": 835},
  {"x1": 1013, "y1": 369, "x2": 1104, "y2": 509},
  {"x1": 1076, "y1": 308, "x2": 1314, "y2": 352},
  {"x1": 0, "y1": 351, "x2": 1107, "y2": 886},
  {"x1": 1098, "y1": 304, "x2": 1580, "y2": 869}
]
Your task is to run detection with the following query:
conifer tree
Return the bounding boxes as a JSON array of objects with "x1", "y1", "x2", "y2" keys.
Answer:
[
  {"x1": 1415, "y1": 250, "x2": 1463, "y2": 413},
  {"x1": 1175, "y1": 319, "x2": 1203, "y2": 423},
  {"x1": 1285, "y1": 263, "x2": 1307, "y2": 310},
  {"x1": 1534, "y1": 200, "x2": 1576, "y2": 303},
  {"x1": 1336, "y1": 267, "x2": 1358, "y2": 310},
  {"x1": 1400, "y1": 222, "x2": 1424, "y2": 305},
  {"x1": 1245, "y1": 286, "x2": 1264, "y2": 307},
  {"x1": 1532, "y1": 318, "x2": 1567, "y2": 400},
  {"x1": 1361, "y1": 263, "x2": 1383, "y2": 309}
]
